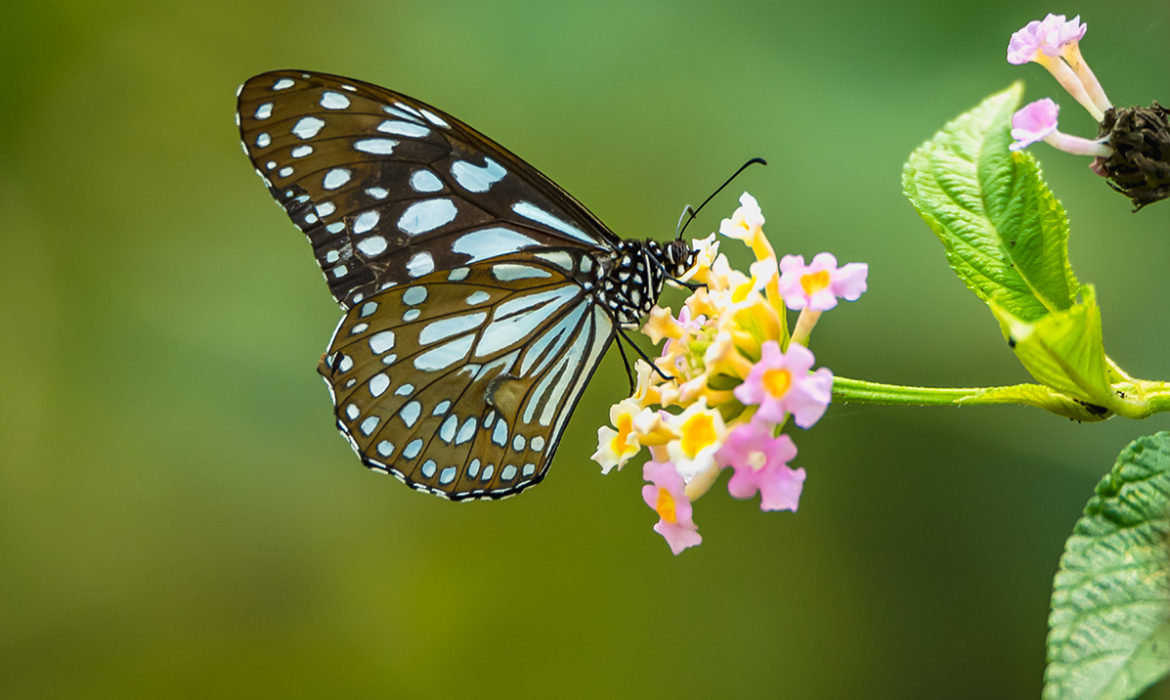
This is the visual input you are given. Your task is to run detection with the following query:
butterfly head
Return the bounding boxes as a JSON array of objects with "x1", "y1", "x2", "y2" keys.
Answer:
[{"x1": 662, "y1": 238, "x2": 698, "y2": 280}]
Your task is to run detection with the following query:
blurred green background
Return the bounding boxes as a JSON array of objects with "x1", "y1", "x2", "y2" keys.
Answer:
[{"x1": 3, "y1": 1, "x2": 1169, "y2": 697}]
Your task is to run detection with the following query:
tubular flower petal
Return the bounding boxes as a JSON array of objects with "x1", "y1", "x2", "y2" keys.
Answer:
[
  {"x1": 734, "y1": 341, "x2": 833, "y2": 428},
  {"x1": 642, "y1": 461, "x2": 701, "y2": 555},
  {"x1": 717, "y1": 420, "x2": 806, "y2": 511},
  {"x1": 777, "y1": 253, "x2": 868, "y2": 311}
]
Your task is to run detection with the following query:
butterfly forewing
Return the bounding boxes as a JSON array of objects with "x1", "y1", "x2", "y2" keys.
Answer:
[
  {"x1": 236, "y1": 70, "x2": 622, "y2": 309},
  {"x1": 320, "y1": 254, "x2": 614, "y2": 499}
]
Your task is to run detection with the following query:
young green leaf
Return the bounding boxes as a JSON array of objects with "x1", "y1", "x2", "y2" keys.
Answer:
[
  {"x1": 903, "y1": 83, "x2": 1080, "y2": 321},
  {"x1": 991, "y1": 285, "x2": 1112, "y2": 408},
  {"x1": 1044, "y1": 432, "x2": 1170, "y2": 700}
]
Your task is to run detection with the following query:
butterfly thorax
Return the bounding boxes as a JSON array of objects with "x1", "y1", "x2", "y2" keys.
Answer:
[{"x1": 590, "y1": 239, "x2": 696, "y2": 327}]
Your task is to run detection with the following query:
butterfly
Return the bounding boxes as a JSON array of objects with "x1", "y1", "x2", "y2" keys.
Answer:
[{"x1": 235, "y1": 70, "x2": 696, "y2": 500}]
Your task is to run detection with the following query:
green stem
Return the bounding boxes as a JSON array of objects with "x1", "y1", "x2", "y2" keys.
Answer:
[
  {"x1": 833, "y1": 375, "x2": 1170, "y2": 422},
  {"x1": 832, "y1": 377, "x2": 1035, "y2": 407}
]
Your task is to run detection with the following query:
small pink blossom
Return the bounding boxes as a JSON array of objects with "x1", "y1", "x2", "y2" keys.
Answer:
[
  {"x1": 1010, "y1": 99, "x2": 1113, "y2": 157},
  {"x1": 717, "y1": 420, "x2": 806, "y2": 511},
  {"x1": 777, "y1": 253, "x2": 868, "y2": 311},
  {"x1": 1007, "y1": 14, "x2": 1086, "y2": 64},
  {"x1": 733, "y1": 341, "x2": 833, "y2": 428},
  {"x1": 1006, "y1": 14, "x2": 1109, "y2": 121},
  {"x1": 1045, "y1": 14, "x2": 1087, "y2": 50},
  {"x1": 1007, "y1": 19, "x2": 1046, "y2": 65},
  {"x1": 1011, "y1": 98, "x2": 1060, "y2": 151},
  {"x1": 641, "y1": 461, "x2": 702, "y2": 554}
]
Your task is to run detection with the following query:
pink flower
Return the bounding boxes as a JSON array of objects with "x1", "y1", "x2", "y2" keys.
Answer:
[
  {"x1": 641, "y1": 461, "x2": 702, "y2": 554},
  {"x1": 717, "y1": 420, "x2": 806, "y2": 511},
  {"x1": 1005, "y1": 14, "x2": 1109, "y2": 122},
  {"x1": 1007, "y1": 19, "x2": 1046, "y2": 65},
  {"x1": 1010, "y1": 98, "x2": 1060, "y2": 150},
  {"x1": 1006, "y1": 14, "x2": 1086, "y2": 64},
  {"x1": 1010, "y1": 99, "x2": 1113, "y2": 157},
  {"x1": 733, "y1": 341, "x2": 833, "y2": 428},
  {"x1": 777, "y1": 253, "x2": 868, "y2": 311}
]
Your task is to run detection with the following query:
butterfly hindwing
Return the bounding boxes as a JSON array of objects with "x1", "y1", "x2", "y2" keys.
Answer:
[
  {"x1": 320, "y1": 253, "x2": 614, "y2": 499},
  {"x1": 236, "y1": 70, "x2": 623, "y2": 309}
]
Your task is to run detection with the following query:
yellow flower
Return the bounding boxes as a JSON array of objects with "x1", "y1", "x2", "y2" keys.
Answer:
[
  {"x1": 664, "y1": 399, "x2": 727, "y2": 481},
  {"x1": 592, "y1": 398, "x2": 645, "y2": 474}
]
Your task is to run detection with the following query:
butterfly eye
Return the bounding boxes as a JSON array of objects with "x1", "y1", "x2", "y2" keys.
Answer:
[{"x1": 237, "y1": 70, "x2": 687, "y2": 499}]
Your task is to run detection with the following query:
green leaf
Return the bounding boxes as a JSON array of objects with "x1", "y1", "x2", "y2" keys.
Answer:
[
  {"x1": 1044, "y1": 432, "x2": 1170, "y2": 700},
  {"x1": 903, "y1": 83, "x2": 1079, "y2": 321},
  {"x1": 990, "y1": 285, "x2": 1112, "y2": 407}
]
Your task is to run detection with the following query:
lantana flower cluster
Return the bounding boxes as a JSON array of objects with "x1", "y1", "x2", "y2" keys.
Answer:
[
  {"x1": 1007, "y1": 13, "x2": 1169, "y2": 209},
  {"x1": 592, "y1": 193, "x2": 868, "y2": 554}
]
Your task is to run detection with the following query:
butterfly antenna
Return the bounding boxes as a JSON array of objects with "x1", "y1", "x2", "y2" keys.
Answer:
[{"x1": 675, "y1": 157, "x2": 767, "y2": 240}]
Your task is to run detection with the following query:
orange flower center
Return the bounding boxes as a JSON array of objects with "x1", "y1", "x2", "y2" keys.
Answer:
[
  {"x1": 800, "y1": 269, "x2": 831, "y2": 296},
  {"x1": 679, "y1": 413, "x2": 717, "y2": 457},
  {"x1": 762, "y1": 368, "x2": 792, "y2": 398},
  {"x1": 655, "y1": 487, "x2": 678, "y2": 523}
]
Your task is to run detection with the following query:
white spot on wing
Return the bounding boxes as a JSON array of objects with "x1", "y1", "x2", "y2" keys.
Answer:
[
  {"x1": 366, "y1": 187, "x2": 388, "y2": 199},
  {"x1": 403, "y1": 287, "x2": 427, "y2": 305},
  {"x1": 378, "y1": 120, "x2": 431, "y2": 138},
  {"x1": 354, "y1": 210, "x2": 380, "y2": 234},
  {"x1": 452, "y1": 227, "x2": 538, "y2": 262},
  {"x1": 369, "y1": 330, "x2": 396, "y2": 354},
  {"x1": 456, "y1": 418, "x2": 477, "y2": 445},
  {"x1": 255, "y1": 133, "x2": 271, "y2": 148},
  {"x1": 407, "y1": 252, "x2": 434, "y2": 277},
  {"x1": 451, "y1": 158, "x2": 506, "y2": 193},
  {"x1": 414, "y1": 335, "x2": 475, "y2": 371},
  {"x1": 369, "y1": 373, "x2": 390, "y2": 397},
  {"x1": 291, "y1": 145, "x2": 313, "y2": 158},
  {"x1": 418, "y1": 312, "x2": 487, "y2": 345},
  {"x1": 354, "y1": 138, "x2": 398, "y2": 155},
  {"x1": 398, "y1": 199, "x2": 457, "y2": 235},
  {"x1": 357, "y1": 236, "x2": 388, "y2": 256},
  {"x1": 439, "y1": 415, "x2": 457, "y2": 443},
  {"x1": 419, "y1": 108, "x2": 450, "y2": 128},
  {"x1": 409, "y1": 170, "x2": 443, "y2": 193},
  {"x1": 323, "y1": 168, "x2": 351, "y2": 190},
  {"x1": 493, "y1": 264, "x2": 552, "y2": 282},
  {"x1": 320, "y1": 91, "x2": 351, "y2": 109},
  {"x1": 272, "y1": 78, "x2": 295, "y2": 90},
  {"x1": 513, "y1": 201, "x2": 599, "y2": 245},
  {"x1": 535, "y1": 251, "x2": 574, "y2": 271},
  {"x1": 399, "y1": 401, "x2": 421, "y2": 427},
  {"x1": 292, "y1": 116, "x2": 325, "y2": 139}
]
